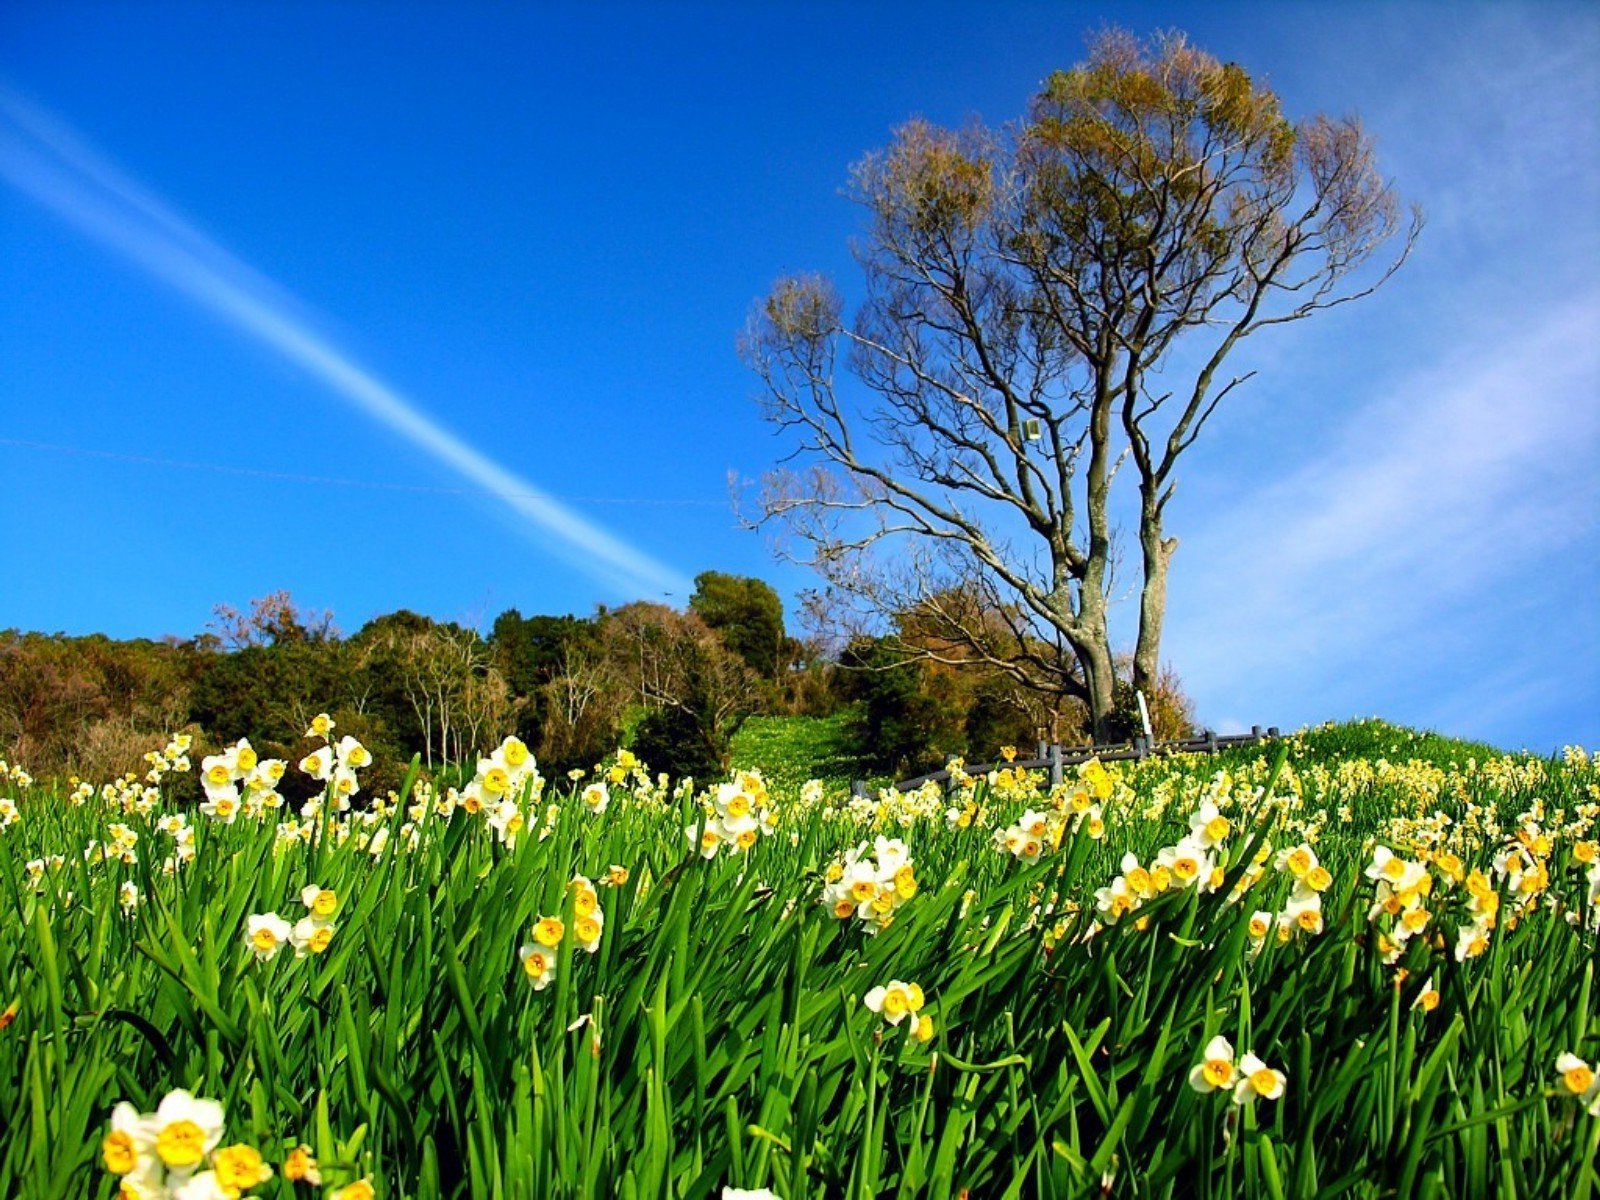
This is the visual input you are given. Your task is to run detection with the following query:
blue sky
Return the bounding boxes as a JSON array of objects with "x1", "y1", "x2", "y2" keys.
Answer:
[{"x1": 1, "y1": 2, "x2": 1596, "y2": 751}]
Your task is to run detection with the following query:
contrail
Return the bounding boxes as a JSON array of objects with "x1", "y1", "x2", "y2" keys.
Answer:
[{"x1": 0, "y1": 84, "x2": 693, "y2": 600}]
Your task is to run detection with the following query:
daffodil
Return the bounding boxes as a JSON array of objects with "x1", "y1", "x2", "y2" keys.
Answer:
[
  {"x1": 299, "y1": 747, "x2": 334, "y2": 782},
  {"x1": 301, "y1": 885, "x2": 338, "y2": 919},
  {"x1": 1413, "y1": 977, "x2": 1440, "y2": 1012},
  {"x1": 689, "y1": 823, "x2": 723, "y2": 860},
  {"x1": 1188, "y1": 802, "x2": 1231, "y2": 848},
  {"x1": 579, "y1": 780, "x2": 610, "y2": 814},
  {"x1": 863, "y1": 980, "x2": 924, "y2": 1027},
  {"x1": 334, "y1": 735, "x2": 370, "y2": 769},
  {"x1": 290, "y1": 917, "x2": 335, "y2": 957},
  {"x1": 1232, "y1": 1053, "x2": 1286, "y2": 1104},
  {"x1": 1275, "y1": 843, "x2": 1317, "y2": 878},
  {"x1": 199, "y1": 782, "x2": 241, "y2": 823},
  {"x1": 519, "y1": 943, "x2": 556, "y2": 991},
  {"x1": 102, "y1": 1101, "x2": 151, "y2": 1176},
  {"x1": 114, "y1": 1160, "x2": 168, "y2": 1200},
  {"x1": 211, "y1": 1143, "x2": 273, "y2": 1192},
  {"x1": 574, "y1": 910, "x2": 604, "y2": 953},
  {"x1": 1187, "y1": 1035, "x2": 1236, "y2": 1094},
  {"x1": 488, "y1": 799, "x2": 526, "y2": 847},
  {"x1": 1454, "y1": 923, "x2": 1490, "y2": 962},
  {"x1": 1555, "y1": 1052, "x2": 1600, "y2": 1115},
  {"x1": 147, "y1": 1089, "x2": 226, "y2": 1173},
  {"x1": 245, "y1": 913, "x2": 292, "y2": 961},
  {"x1": 282, "y1": 1145, "x2": 321, "y2": 1185}
]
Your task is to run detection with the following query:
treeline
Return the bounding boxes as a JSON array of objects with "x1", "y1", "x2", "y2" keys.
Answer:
[{"x1": 0, "y1": 573, "x2": 1192, "y2": 788}]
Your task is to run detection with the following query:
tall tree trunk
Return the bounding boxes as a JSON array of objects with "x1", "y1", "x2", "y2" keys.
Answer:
[
  {"x1": 1133, "y1": 500, "x2": 1178, "y2": 703},
  {"x1": 1080, "y1": 636, "x2": 1116, "y2": 744},
  {"x1": 1065, "y1": 583, "x2": 1116, "y2": 745}
]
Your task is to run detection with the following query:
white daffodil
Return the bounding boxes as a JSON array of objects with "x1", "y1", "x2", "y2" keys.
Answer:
[
  {"x1": 199, "y1": 754, "x2": 235, "y2": 792},
  {"x1": 228, "y1": 739, "x2": 258, "y2": 776},
  {"x1": 1454, "y1": 923, "x2": 1490, "y2": 962},
  {"x1": 488, "y1": 799, "x2": 526, "y2": 848},
  {"x1": 335, "y1": 735, "x2": 370, "y2": 769},
  {"x1": 330, "y1": 766, "x2": 361, "y2": 805},
  {"x1": 863, "y1": 980, "x2": 924, "y2": 1026},
  {"x1": 1188, "y1": 1035, "x2": 1236, "y2": 1094},
  {"x1": 1231, "y1": 1053, "x2": 1287, "y2": 1104},
  {"x1": 1365, "y1": 846, "x2": 1408, "y2": 885},
  {"x1": 300, "y1": 885, "x2": 338, "y2": 919},
  {"x1": 1274, "y1": 843, "x2": 1318, "y2": 878},
  {"x1": 245, "y1": 912, "x2": 293, "y2": 961},
  {"x1": 1281, "y1": 889, "x2": 1324, "y2": 936},
  {"x1": 290, "y1": 916, "x2": 334, "y2": 957},
  {"x1": 573, "y1": 908, "x2": 604, "y2": 954},
  {"x1": 519, "y1": 943, "x2": 556, "y2": 990},
  {"x1": 101, "y1": 1100, "x2": 155, "y2": 1176},
  {"x1": 581, "y1": 781, "x2": 610, "y2": 815},
  {"x1": 1188, "y1": 802, "x2": 1231, "y2": 849},
  {"x1": 199, "y1": 785, "x2": 241, "y2": 824},
  {"x1": 1157, "y1": 838, "x2": 1213, "y2": 890},
  {"x1": 299, "y1": 746, "x2": 334, "y2": 782},
  {"x1": 147, "y1": 1089, "x2": 226, "y2": 1174},
  {"x1": 1556, "y1": 1052, "x2": 1600, "y2": 1116},
  {"x1": 873, "y1": 836, "x2": 910, "y2": 877}
]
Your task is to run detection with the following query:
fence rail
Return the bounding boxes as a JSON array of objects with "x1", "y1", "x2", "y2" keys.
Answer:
[{"x1": 851, "y1": 725, "x2": 1281, "y2": 799}]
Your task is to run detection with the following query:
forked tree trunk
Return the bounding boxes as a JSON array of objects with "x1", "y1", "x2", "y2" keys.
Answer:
[
  {"x1": 1060, "y1": 582, "x2": 1117, "y2": 745},
  {"x1": 1133, "y1": 510, "x2": 1179, "y2": 705}
]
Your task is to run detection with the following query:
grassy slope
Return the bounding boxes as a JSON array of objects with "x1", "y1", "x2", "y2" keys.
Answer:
[
  {"x1": 732, "y1": 713, "x2": 1527, "y2": 794},
  {"x1": 729, "y1": 708, "x2": 880, "y2": 793}
]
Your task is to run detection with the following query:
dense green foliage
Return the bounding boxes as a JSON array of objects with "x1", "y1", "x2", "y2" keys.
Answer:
[
  {"x1": 0, "y1": 721, "x2": 1595, "y2": 1197},
  {"x1": 689, "y1": 573, "x2": 791, "y2": 681},
  {"x1": 4, "y1": 576, "x2": 1194, "y2": 799}
]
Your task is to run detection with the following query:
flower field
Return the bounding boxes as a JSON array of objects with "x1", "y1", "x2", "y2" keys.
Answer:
[{"x1": 0, "y1": 720, "x2": 1597, "y2": 1198}]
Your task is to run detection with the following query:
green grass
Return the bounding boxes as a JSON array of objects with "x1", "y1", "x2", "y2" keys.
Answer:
[
  {"x1": 0, "y1": 721, "x2": 1595, "y2": 1198},
  {"x1": 730, "y1": 708, "x2": 882, "y2": 794}
]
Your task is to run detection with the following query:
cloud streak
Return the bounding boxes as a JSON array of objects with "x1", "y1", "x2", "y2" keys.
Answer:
[
  {"x1": 0, "y1": 84, "x2": 692, "y2": 601},
  {"x1": 1165, "y1": 292, "x2": 1600, "y2": 741}
]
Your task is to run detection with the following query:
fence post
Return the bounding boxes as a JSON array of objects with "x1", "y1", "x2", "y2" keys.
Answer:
[
  {"x1": 1134, "y1": 734, "x2": 1148, "y2": 760},
  {"x1": 1049, "y1": 743, "x2": 1063, "y2": 789},
  {"x1": 1268, "y1": 726, "x2": 1280, "y2": 739},
  {"x1": 1205, "y1": 729, "x2": 1217, "y2": 754},
  {"x1": 851, "y1": 780, "x2": 866, "y2": 801},
  {"x1": 1251, "y1": 725, "x2": 1262, "y2": 739}
]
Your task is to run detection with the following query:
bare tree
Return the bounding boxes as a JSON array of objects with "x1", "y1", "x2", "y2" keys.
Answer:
[
  {"x1": 743, "y1": 28, "x2": 1418, "y2": 739},
  {"x1": 207, "y1": 590, "x2": 338, "y2": 650},
  {"x1": 604, "y1": 603, "x2": 761, "y2": 770},
  {"x1": 383, "y1": 625, "x2": 514, "y2": 768},
  {"x1": 537, "y1": 638, "x2": 619, "y2": 769}
]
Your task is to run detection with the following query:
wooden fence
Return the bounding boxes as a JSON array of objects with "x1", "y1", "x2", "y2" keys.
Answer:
[{"x1": 850, "y1": 725, "x2": 1281, "y2": 799}]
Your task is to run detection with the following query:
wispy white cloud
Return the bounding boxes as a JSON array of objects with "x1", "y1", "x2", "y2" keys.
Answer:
[
  {"x1": 1165, "y1": 291, "x2": 1600, "y2": 735},
  {"x1": 0, "y1": 84, "x2": 692, "y2": 601}
]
